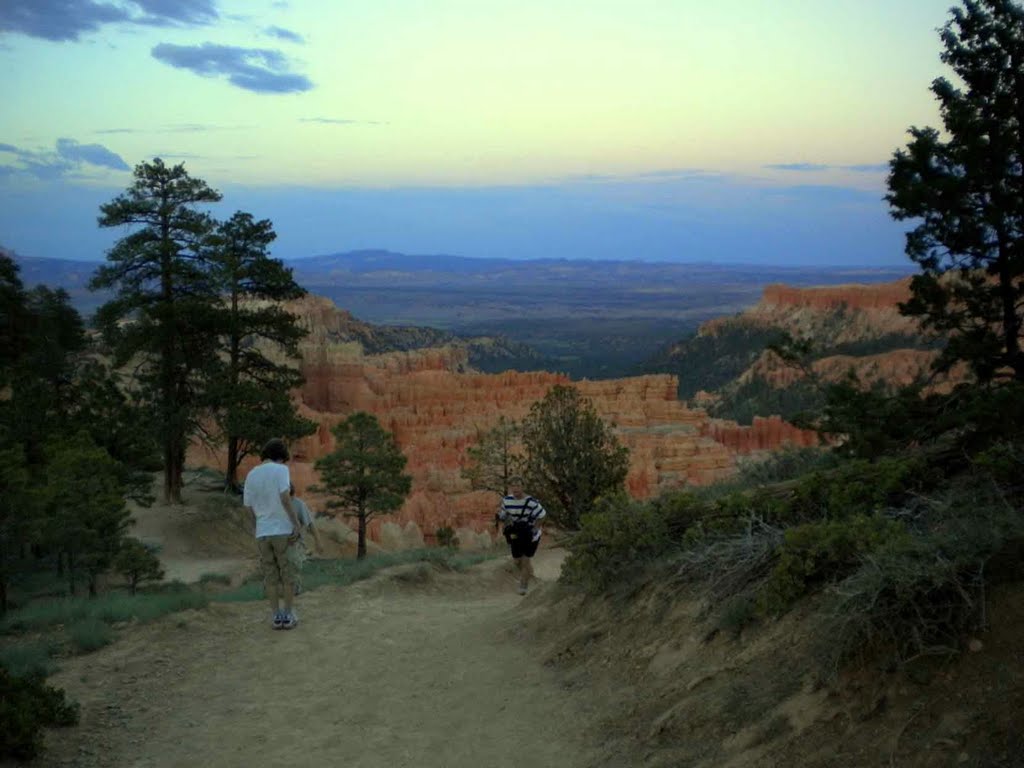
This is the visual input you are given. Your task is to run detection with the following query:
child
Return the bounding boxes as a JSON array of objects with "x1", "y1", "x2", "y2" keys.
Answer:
[{"x1": 287, "y1": 484, "x2": 322, "y2": 595}]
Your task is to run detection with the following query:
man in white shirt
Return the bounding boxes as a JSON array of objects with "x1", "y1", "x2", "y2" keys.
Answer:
[{"x1": 243, "y1": 438, "x2": 301, "y2": 630}]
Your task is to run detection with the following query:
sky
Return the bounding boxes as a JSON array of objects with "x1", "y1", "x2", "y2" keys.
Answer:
[{"x1": 0, "y1": 0, "x2": 956, "y2": 266}]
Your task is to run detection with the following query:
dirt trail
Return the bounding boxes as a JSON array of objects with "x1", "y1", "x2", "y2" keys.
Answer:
[{"x1": 45, "y1": 550, "x2": 596, "y2": 768}]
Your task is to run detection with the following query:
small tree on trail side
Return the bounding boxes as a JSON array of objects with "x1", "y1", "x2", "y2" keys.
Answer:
[
  {"x1": 887, "y1": 0, "x2": 1024, "y2": 384},
  {"x1": 45, "y1": 435, "x2": 132, "y2": 596},
  {"x1": 0, "y1": 444, "x2": 34, "y2": 614},
  {"x1": 114, "y1": 539, "x2": 164, "y2": 594},
  {"x1": 461, "y1": 416, "x2": 525, "y2": 496},
  {"x1": 91, "y1": 158, "x2": 223, "y2": 504},
  {"x1": 204, "y1": 211, "x2": 314, "y2": 490},
  {"x1": 313, "y1": 412, "x2": 412, "y2": 559},
  {"x1": 522, "y1": 385, "x2": 629, "y2": 530}
]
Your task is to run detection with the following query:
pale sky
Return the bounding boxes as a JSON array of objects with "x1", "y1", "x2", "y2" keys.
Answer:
[{"x1": 0, "y1": 1, "x2": 955, "y2": 265}]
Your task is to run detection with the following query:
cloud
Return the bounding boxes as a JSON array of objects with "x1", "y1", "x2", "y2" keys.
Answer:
[
  {"x1": 299, "y1": 117, "x2": 385, "y2": 126},
  {"x1": 264, "y1": 25, "x2": 304, "y2": 43},
  {"x1": 151, "y1": 42, "x2": 313, "y2": 93},
  {"x1": 56, "y1": 138, "x2": 130, "y2": 170},
  {"x1": 0, "y1": 0, "x2": 218, "y2": 42},
  {"x1": 764, "y1": 163, "x2": 830, "y2": 172},
  {"x1": 0, "y1": 138, "x2": 128, "y2": 179},
  {"x1": 95, "y1": 123, "x2": 247, "y2": 134},
  {"x1": 842, "y1": 163, "x2": 890, "y2": 173},
  {"x1": 766, "y1": 161, "x2": 890, "y2": 174},
  {"x1": 131, "y1": 0, "x2": 217, "y2": 25}
]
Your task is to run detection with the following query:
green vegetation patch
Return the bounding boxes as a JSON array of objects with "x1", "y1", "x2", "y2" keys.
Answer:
[
  {"x1": 214, "y1": 549, "x2": 493, "y2": 603},
  {"x1": 646, "y1": 323, "x2": 786, "y2": 400},
  {"x1": 67, "y1": 617, "x2": 115, "y2": 653},
  {"x1": 1, "y1": 585, "x2": 209, "y2": 635},
  {"x1": 0, "y1": 639, "x2": 61, "y2": 678},
  {"x1": 0, "y1": 667, "x2": 79, "y2": 761}
]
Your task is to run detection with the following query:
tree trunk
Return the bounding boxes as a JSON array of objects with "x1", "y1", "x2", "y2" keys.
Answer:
[
  {"x1": 225, "y1": 436, "x2": 240, "y2": 491},
  {"x1": 68, "y1": 552, "x2": 76, "y2": 595},
  {"x1": 0, "y1": 577, "x2": 7, "y2": 615},
  {"x1": 996, "y1": 233, "x2": 1023, "y2": 381},
  {"x1": 165, "y1": 438, "x2": 184, "y2": 504},
  {"x1": 88, "y1": 574, "x2": 97, "y2": 598},
  {"x1": 357, "y1": 513, "x2": 367, "y2": 560}
]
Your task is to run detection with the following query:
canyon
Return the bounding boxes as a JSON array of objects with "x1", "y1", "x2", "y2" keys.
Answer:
[{"x1": 192, "y1": 292, "x2": 824, "y2": 546}]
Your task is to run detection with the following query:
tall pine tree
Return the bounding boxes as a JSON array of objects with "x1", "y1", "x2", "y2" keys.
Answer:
[
  {"x1": 313, "y1": 412, "x2": 411, "y2": 559},
  {"x1": 522, "y1": 385, "x2": 629, "y2": 530},
  {"x1": 91, "y1": 159, "x2": 222, "y2": 503},
  {"x1": 887, "y1": 0, "x2": 1024, "y2": 383},
  {"x1": 204, "y1": 211, "x2": 315, "y2": 490}
]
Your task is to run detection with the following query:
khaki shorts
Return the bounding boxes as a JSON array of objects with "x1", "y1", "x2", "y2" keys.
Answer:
[{"x1": 257, "y1": 535, "x2": 296, "y2": 592}]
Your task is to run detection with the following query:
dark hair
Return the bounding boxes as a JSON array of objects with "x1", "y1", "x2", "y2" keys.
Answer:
[
  {"x1": 261, "y1": 438, "x2": 290, "y2": 462},
  {"x1": 509, "y1": 475, "x2": 524, "y2": 485}
]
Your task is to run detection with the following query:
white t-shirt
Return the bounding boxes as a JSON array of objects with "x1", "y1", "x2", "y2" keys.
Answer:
[{"x1": 243, "y1": 461, "x2": 293, "y2": 538}]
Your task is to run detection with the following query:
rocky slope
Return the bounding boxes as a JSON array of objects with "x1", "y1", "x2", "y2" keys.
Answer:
[{"x1": 652, "y1": 279, "x2": 956, "y2": 424}]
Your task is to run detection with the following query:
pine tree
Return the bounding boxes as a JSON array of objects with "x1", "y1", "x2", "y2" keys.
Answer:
[
  {"x1": 204, "y1": 211, "x2": 314, "y2": 490},
  {"x1": 522, "y1": 385, "x2": 629, "y2": 530},
  {"x1": 114, "y1": 539, "x2": 164, "y2": 595},
  {"x1": 6, "y1": 286, "x2": 87, "y2": 467},
  {"x1": 887, "y1": 0, "x2": 1024, "y2": 383},
  {"x1": 313, "y1": 412, "x2": 412, "y2": 559},
  {"x1": 90, "y1": 158, "x2": 223, "y2": 503},
  {"x1": 44, "y1": 434, "x2": 132, "y2": 596},
  {"x1": 461, "y1": 416, "x2": 525, "y2": 496},
  {"x1": 0, "y1": 253, "x2": 29, "y2": 381},
  {"x1": 0, "y1": 444, "x2": 33, "y2": 614}
]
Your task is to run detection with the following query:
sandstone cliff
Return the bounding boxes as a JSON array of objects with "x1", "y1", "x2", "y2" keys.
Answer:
[{"x1": 651, "y1": 278, "x2": 957, "y2": 426}]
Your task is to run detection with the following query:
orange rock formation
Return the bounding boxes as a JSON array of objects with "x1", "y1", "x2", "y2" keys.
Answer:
[{"x1": 191, "y1": 295, "x2": 819, "y2": 544}]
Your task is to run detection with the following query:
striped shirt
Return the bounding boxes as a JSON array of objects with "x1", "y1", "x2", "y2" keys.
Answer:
[{"x1": 498, "y1": 494, "x2": 547, "y2": 542}]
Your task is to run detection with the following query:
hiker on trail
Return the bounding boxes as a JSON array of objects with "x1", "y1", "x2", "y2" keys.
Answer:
[
  {"x1": 287, "y1": 483, "x2": 322, "y2": 595},
  {"x1": 497, "y1": 476, "x2": 547, "y2": 595},
  {"x1": 243, "y1": 438, "x2": 301, "y2": 630}
]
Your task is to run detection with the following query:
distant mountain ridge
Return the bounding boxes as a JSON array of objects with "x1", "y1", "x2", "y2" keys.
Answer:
[
  {"x1": 290, "y1": 248, "x2": 912, "y2": 286},
  {"x1": 6, "y1": 245, "x2": 914, "y2": 380}
]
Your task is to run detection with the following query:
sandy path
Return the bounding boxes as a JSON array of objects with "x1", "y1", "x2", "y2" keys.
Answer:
[{"x1": 45, "y1": 550, "x2": 593, "y2": 768}]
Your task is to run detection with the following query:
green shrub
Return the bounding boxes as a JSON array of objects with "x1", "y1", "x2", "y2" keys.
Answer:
[
  {"x1": 0, "y1": 666, "x2": 78, "y2": 761},
  {"x1": 198, "y1": 572, "x2": 232, "y2": 586},
  {"x1": 1, "y1": 589, "x2": 208, "y2": 635},
  {"x1": 68, "y1": 618, "x2": 114, "y2": 653},
  {"x1": 785, "y1": 456, "x2": 935, "y2": 522},
  {"x1": 716, "y1": 594, "x2": 758, "y2": 639},
  {"x1": 435, "y1": 525, "x2": 460, "y2": 550},
  {"x1": 0, "y1": 640, "x2": 60, "y2": 678},
  {"x1": 562, "y1": 494, "x2": 672, "y2": 589},
  {"x1": 757, "y1": 515, "x2": 910, "y2": 615},
  {"x1": 972, "y1": 440, "x2": 1024, "y2": 487},
  {"x1": 819, "y1": 480, "x2": 1024, "y2": 673},
  {"x1": 674, "y1": 521, "x2": 783, "y2": 603},
  {"x1": 736, "y1": 447, "x2": 838, "y2": 487},
  {"x1": 114, "y1": 539, "x2": 164, "y2": 594}
]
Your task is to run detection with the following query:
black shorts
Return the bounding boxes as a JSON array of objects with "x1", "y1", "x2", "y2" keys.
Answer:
[{"x1": 504, "y1": 525, "x2": 539, "y2": 558}]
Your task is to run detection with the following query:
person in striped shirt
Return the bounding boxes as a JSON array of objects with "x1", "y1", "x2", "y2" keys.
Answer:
[{"x1": 496, "y1": 475, "x2": 547, "y2": 595}]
